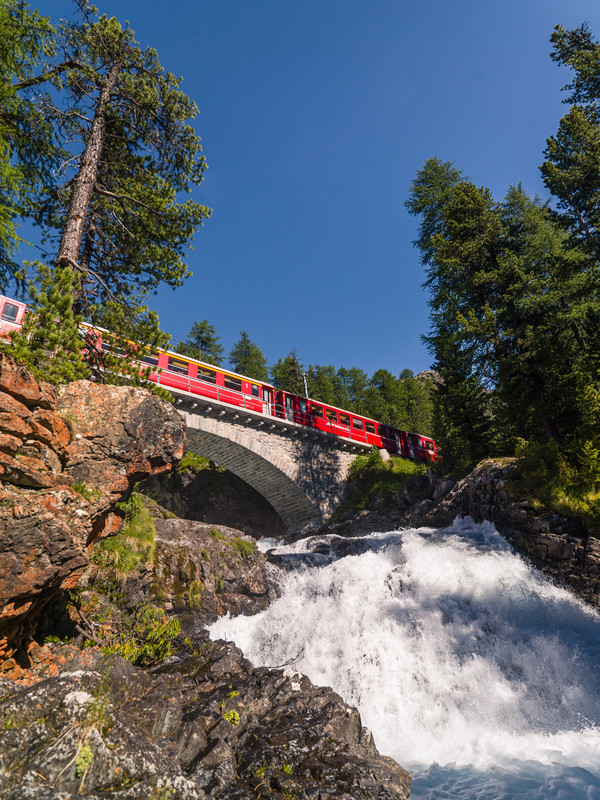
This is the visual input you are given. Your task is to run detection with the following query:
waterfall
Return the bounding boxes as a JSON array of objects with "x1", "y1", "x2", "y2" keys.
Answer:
[{"x1": 209, "y1": 518, "x2": 600, "y2": 799}]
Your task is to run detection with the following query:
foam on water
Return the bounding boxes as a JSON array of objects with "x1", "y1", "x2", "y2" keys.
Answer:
[{"x1": 209, "y1": 518, "x2": 600, "y2": 799}]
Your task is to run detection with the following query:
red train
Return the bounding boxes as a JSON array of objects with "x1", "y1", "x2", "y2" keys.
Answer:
[{"x1": 0, "y1": 294, "x2": 438, "y2": 462}]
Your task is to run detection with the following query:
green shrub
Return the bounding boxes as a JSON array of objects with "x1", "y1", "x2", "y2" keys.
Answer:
[
  {"x1": 231, "y1": 538, "x2": 255, "y2": 559},
  {"x1": 75, "y1": 743, "x2": 94, "y2": 777},
  {"x1": 71, "y1": 481, "x2": 101, "y2": 502},
  {"x1": 105, "y1": 604, "x2": 180, "y2": 667},
  {"x1": 188, "y1": 579, "x2": 204, "y2": 610},
  {"x1": 177, "y1": 451, "x2": 212, "y2": 474},
  {"x1": 343, "y1": 449, "x2": 427, "y2": 512},
  {"x1": 90, "y1": 493, "x2": 155, "y2": 576}
]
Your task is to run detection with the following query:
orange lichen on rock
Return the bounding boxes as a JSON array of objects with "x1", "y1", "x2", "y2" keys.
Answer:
[{"x1": 0, "y1": 354, "x2": 185, "y2": 665}]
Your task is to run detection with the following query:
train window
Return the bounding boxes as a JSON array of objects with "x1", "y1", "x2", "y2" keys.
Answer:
[
  {"x1": 168, "y1": 356, "x2": 189, "y2": 375},
  {"x1": 101, "y1": 340, "x2": 126, "y2": 356},
  {"x1": 198, "y1": 367, "x2": 216, "y2": 384},
  {"x1": 352, "y1": 418, "x2": 364, "y2": 430},
  {"x1": 377, "y1": 424, "x2": 388, "y2": 437},
  {"x1": 1, "y1": 302, "x2": 19, "y2": 322},
  {"x1": 311, "y1": 405, "x2": 324, "y2": 418},
  {"x1": 365, "y1": 421, "x2": 376, "y2": 433},
  {"x1": 224, "y1": 375, "x2": 242, "y2": 391},
  {"x1": 298, "y1": 398, "x2": 307, "y2": 413},
  {"x1": 426, "y1": 441, "x2": 435, "y2": 451},
  {"x1": 326, "y1": 408, "x2": 337, "y2": 422},
  {"x1": 339, "y1": 413, "x2": 350, "y2": 426},
  {"x1": 251, "y1": 384, "x2": 259, "y2": 397},
  {"x1": 141, "y1": 353, "x2": 159, "y2": 367}
]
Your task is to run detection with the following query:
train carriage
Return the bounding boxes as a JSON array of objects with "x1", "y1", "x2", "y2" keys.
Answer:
[
  {"x1": 92, "y1": 325, "x2": 276, "y2": 416},
  {"x1": 273, "y1": 390, "x2": 437, "y2": 460},
  {"x1": 0, "y1": 296, "x2": 27, "y2": 336}
]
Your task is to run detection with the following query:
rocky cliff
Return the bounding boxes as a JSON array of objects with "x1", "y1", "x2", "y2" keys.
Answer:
[
  {"x1": 0, "y1": 355, "x2": 185, "y2": 664},
  {"x1": 416, "y1": 459, "x2": 600, "y2": 609}
]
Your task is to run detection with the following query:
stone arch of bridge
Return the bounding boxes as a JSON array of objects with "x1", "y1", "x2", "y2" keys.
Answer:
[{"x1": 182, "y1": 411, "x2": 358, "y2": 532}]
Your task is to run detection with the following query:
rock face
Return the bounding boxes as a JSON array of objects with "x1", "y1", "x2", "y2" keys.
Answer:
[
  {"x1": 0, "y1": 637, "x2": 411, "y2": 800},
  {"x1": 0, "y1": 355, "x2": 185, "y2": 663},
  {"x1": 152, "y1": 518, "x2": 272, "y2": 623}
]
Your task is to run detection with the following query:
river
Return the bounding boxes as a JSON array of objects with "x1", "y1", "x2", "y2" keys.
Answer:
[{"x1": 209, "y1": 517, "x2": 600, "y2": 799}]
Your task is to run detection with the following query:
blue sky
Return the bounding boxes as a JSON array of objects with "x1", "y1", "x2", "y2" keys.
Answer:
[{"x1": 34, "y1": 0, "x2": 600, "y2": 376}]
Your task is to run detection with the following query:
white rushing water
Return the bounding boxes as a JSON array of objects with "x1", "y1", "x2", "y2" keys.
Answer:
[{"x1": 209, "y1": 518, "x2": 600, "y2": 799}]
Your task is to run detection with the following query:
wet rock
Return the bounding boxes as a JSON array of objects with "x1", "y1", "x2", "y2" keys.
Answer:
[{"x1": 324, "y1": 458, "x2": 600, "y2": 609}]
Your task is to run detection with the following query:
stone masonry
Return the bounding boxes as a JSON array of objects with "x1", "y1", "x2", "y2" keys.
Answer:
[{"x1": 182, "y1": 409, "x2": 360, "y2": 531}]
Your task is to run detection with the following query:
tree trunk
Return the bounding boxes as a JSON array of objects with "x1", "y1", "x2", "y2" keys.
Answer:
[{"x1": 57, "y1": 59, "x2": 122, "y2": 273}]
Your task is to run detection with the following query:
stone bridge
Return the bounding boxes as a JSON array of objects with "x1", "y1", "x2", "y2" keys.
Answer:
[{"x1": 176, "y1": 395, "x2": 371, "y2": 531}]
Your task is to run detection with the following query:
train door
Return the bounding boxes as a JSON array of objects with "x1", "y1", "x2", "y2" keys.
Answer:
[
  {"x1": 285, "y1": 393, "x2": 294, "y2": 421},
  {"x1": 262, "y1": 388, "x2": 271, "y2": 415},
  {"x1": 274, "y1": 391, "x2": 285, "y2": 418}
]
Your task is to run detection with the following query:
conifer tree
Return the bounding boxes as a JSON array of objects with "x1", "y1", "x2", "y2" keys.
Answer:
[
  {"x1": 306, "y1": 364, "x2": 337, "y2": 406},
  {"x1": 5, "y1": 265, "x2": 90, "y2": 384},
  {"x1": 0, "y1": 2, "x2": 211, "y2": 387},
  {"x1": 176, "y1": 319, "x2": 224, "y2": 366},
  {"x1": 26, "y1": 2, "x2": 212, "y2": 316},
  {"x1": 229, "y1": 331, "x2": 268, "y2": 381},
  {"x1": 270, "y1": 351, "x2": 306, "y2": 395},
  {"x1": 0, "y1": 0, "x2": 56, "y2": 292}
]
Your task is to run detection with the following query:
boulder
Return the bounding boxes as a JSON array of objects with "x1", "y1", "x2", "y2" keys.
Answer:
[{"x1": 151, "y1": 518, "x2": 271, "y2": 624}]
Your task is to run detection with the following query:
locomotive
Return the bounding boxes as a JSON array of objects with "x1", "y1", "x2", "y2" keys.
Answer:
[{"x1": 0, "y1": 294, "x2": 438, "y2": 461}]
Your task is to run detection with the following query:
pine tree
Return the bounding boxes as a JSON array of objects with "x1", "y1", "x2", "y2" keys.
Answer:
[
  {"x1": 6, "y1": 265, "x2": 90, "y2": 384},
  {"x1": 229, "y1": 331, "x2": 268, "y2": 381},
  {"x1": 270, "y1": 351, "x2": 305, "y2": 395},
  {"x1": 176, "y1": 320, "x2": 224, "y2": 366},
  {"x1": 13, "y1": 1, "x2": 210, "y2": 316},
  {"x1": 0, "y1": 0, "x2": 56, "y2": 292}
]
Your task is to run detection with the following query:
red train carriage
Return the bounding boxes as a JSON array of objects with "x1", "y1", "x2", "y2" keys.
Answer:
[
  {"x1": 89, "y1": 325, "x2": 276, "y2": 416},
  {"x1": 155, "y1": 352, "x2": 274, "y2": 414},
  {"x1": 273, "y1": 390, "x2": 437, "y2": 461},
  {"x1": 1, "y1": 297, "x2": 438, "y2": 462},
  {"x1": 0, "y1": 295, "x2": 27, "y2": 336}
]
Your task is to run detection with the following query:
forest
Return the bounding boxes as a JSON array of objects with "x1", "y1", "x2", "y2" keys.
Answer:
[{"x1": 406, "y1": 23, "x2": 600, "y2": 520}]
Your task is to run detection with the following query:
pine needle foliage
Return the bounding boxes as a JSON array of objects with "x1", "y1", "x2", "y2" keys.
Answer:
[
  {"x1": 4, "y1": 264, "x2": 90, "y2": 383},
  {"x1": 84, "y1": 299, "x2": 174, "y2": 402}
]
